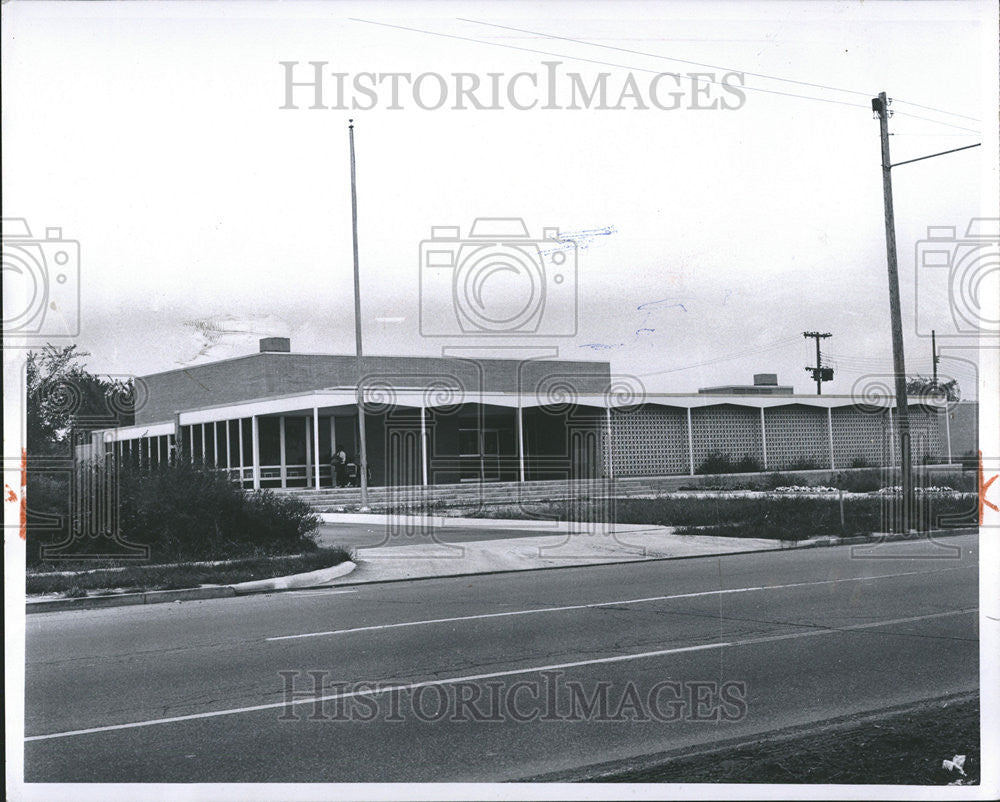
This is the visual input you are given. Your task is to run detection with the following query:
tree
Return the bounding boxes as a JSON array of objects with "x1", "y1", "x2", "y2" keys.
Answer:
[
  {"x1": 26, "y1": 345, "x2": 136, "y2": 456},
  {"x1": 905, "y1": 375, "x2": 960, "y2": 403}
]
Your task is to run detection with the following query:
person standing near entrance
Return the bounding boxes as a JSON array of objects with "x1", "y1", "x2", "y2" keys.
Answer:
[{"x1": 332, "y1": 444, "x2": 348, "y2": 487}]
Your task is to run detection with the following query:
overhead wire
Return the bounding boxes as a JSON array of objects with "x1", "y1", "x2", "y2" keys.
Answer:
[
  {"x1": 458, "y1": 18, "x2": 982, "y2": 132},
  {"x1": 638, "y1": 336, "x2": 803, "y2": 378},
  {"x1": 351, "y1": 17, "x2": 875, "y2": 110}
]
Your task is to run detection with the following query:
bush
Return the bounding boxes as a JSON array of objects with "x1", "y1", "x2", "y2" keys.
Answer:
[
  {"x1": 696, "y1": 452, "x2": 762, "y2": 475},
  {"x1": 27, "y1": 459, "x2": 320, "y2": 565},
  {"x1": 25, "y1": 470, "x2": 72, "y2": 565},
  {"x1": 831, "y1": 468, "x2": 888, "y2": 493},
  {"x1": 610, "y1": 494, "x2": 976, "y2": 539},
  {"x1": 760, "y1": 472, "x2": 796, "y2": 490}
]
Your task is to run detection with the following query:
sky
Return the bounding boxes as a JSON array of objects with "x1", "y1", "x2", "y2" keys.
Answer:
[{"x1": 3, "y1": 0, "x2": 996, "y2": 401}]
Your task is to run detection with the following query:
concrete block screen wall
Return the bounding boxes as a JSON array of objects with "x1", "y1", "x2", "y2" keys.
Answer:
[{"x1": 603, "y1": 402, "x2": 949, "y2": 477}]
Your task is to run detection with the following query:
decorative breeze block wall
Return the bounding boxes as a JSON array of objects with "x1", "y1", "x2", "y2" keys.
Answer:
[
  {"x1": 607, "y1": 405, "x2": 689, "y2": 476},
  {"x1": 690, "y1": 404, "x2": 764, "y2": 469},
  {"x1": 763, "y1": 404, "x2": 830, "y2": 469}
]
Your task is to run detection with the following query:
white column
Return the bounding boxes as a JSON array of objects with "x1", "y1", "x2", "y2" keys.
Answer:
[
  {"x1": 200, "y1": 423, "x2": 206, "y2": 463},
  {"x1": 827, "y1": 407, "x2": 835, "y2": 469},
  {"x1": 760, "y1": 407, "x2": 768, "y2": 471},
  {"x1": 156, "y1": 435, "x2": 162, "y2": 465},
  {"x1": 420, "y1": 405, "x2": 429, "y2": 486},
  {"x1": 238, "y1": 419, "x2": 245, "y2": 477},
  {"x1": 251, "y1": 415, "x2": 261, "y2": 490},
  {"x1": 146, "y1": 437, "x2": 152, "y2": 468},
  {"x1": 279, "y1": 415, "x2": 287, "y2": 489},
  {"x1": 313, "y1": 407, "x2": 322, "y2": 489},
  {"x1": 212, "y1": 423, "x2": 219, "y2": 467},
  {"x1": 605, "y1": 406, "x2": 614, "y2": 479},
  {"x1": 686, "y1": 407, "x2": 695, "y2": 476},
  {"x1": 225, "y1": 421, "x2": 232, "y2": 470},
  {"x1": 517, "y1": 405, "x2": 526, "y2": 483},
  {"x1": 945, "y1": 406, "x2": 953, "y2": 464},
  {"x1": 305, "y1": 415, "x2": 313, "y2": 488}
]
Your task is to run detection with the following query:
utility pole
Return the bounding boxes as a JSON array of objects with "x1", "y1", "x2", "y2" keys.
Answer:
[
  {"x1": 872, "y1": 92, "x2": 912, "y2": 533},
  {"x1": 348, "y1": 119, "x2": 370, "y2": 509},
  {"x1": 803, "y1": 331, "x2": 832, "y2": 395}
]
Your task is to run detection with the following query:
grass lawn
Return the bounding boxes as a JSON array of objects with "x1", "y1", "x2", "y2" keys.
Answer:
[{"x1": 592, "y1": 694, "x2": 979, "y2": 785}]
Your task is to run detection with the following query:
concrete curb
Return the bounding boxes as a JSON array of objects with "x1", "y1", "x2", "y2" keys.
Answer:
[
  {"x1": 795, "y1": 527, "x2": 977, "y2": 549},
  {"x1": 26, "y1": 585, "x2": 237, "y2": 614},
  {"x1": 325, "y1": 527, "x2": 979, "y2": 589},
  {"x1": 25, "y1": 562, "x2": 358, "y2": 614},
  {"x1": 25, "y1": 528, "x2": 977, "y2": 613},
  {"x1": 229, "y1": 560, "x2": 357, "y2": 594}
]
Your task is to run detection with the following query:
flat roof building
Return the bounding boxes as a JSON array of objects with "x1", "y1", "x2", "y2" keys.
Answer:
[{"x1": 81, "y1": 339, "x2": 959, "y2": 490}]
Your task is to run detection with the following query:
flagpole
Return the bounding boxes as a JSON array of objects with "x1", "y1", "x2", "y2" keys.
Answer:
[{"x1": 349, "y1": 118, "x2": 369, "y2": 509}]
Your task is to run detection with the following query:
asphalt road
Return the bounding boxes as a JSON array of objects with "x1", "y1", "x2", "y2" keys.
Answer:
[{"x1": 23, "y1": 534, "x2": 979, "y2": 782}]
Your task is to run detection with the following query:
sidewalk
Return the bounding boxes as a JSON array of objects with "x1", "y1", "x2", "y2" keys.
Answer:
[
  {"x1": 336, "y1": 521, "x2": 781, "y2": 584},
  {"x1": 25, "y1": 516, "x2": 977, "y2": 613}
]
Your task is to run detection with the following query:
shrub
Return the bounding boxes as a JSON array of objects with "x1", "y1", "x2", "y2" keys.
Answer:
[
  {"x1": 27, "y1": 458, "x2": 320, "y2": 565},
  {"x1": 695, "y1": 452, "x2": 762, "y2": 475},
  {"x1": 831, "y1": 468, "x2": 888, "y2": 493},
  {"x1": 25, "y1": 469, "x2": 72, "y2": 565},
  {"x1": 760, "y1": 472, "x2": 796, "y2": 490},
  {"x1": 610, "y1": 494, "x2": 976, "y2": 538},
  {"x1": 735, "y1": 454, "x2": 763, "y2": 473},
  {"x1": 695, "y1": 453, "x2": 731, "y2": 475}
]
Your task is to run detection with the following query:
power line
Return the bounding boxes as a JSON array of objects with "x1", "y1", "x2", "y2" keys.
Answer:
[
  {"x1": 460, "y1": 18, "x2": 982, "y2": 127},
  {"x1": 638, "y1": 336, "x2": 802, "y2": 378},
  {"x1": 460, "y1": 18, "x2": 877, "y2": 99},
  {"x1": 889, "y1": 110, "x2": 980, "y2": 134},
  {"x1": 351, "y1": 18, "x2": 981, "y2": 133},
  {"x1": 891, "y1": 98, "x2": 980, "y2": 122},
  {"x1": 351, "y1": 17, "x2": 873, "y2": 110}
]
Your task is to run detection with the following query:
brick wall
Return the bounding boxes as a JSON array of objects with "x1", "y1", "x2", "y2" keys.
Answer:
[{"x1": 136, "y1": 353, "x2": 612, "y2": 424}]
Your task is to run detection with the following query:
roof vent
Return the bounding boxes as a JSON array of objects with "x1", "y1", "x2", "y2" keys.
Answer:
[{"x1": 259, "y1": 337, "x2": 291, "y2": 353}]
